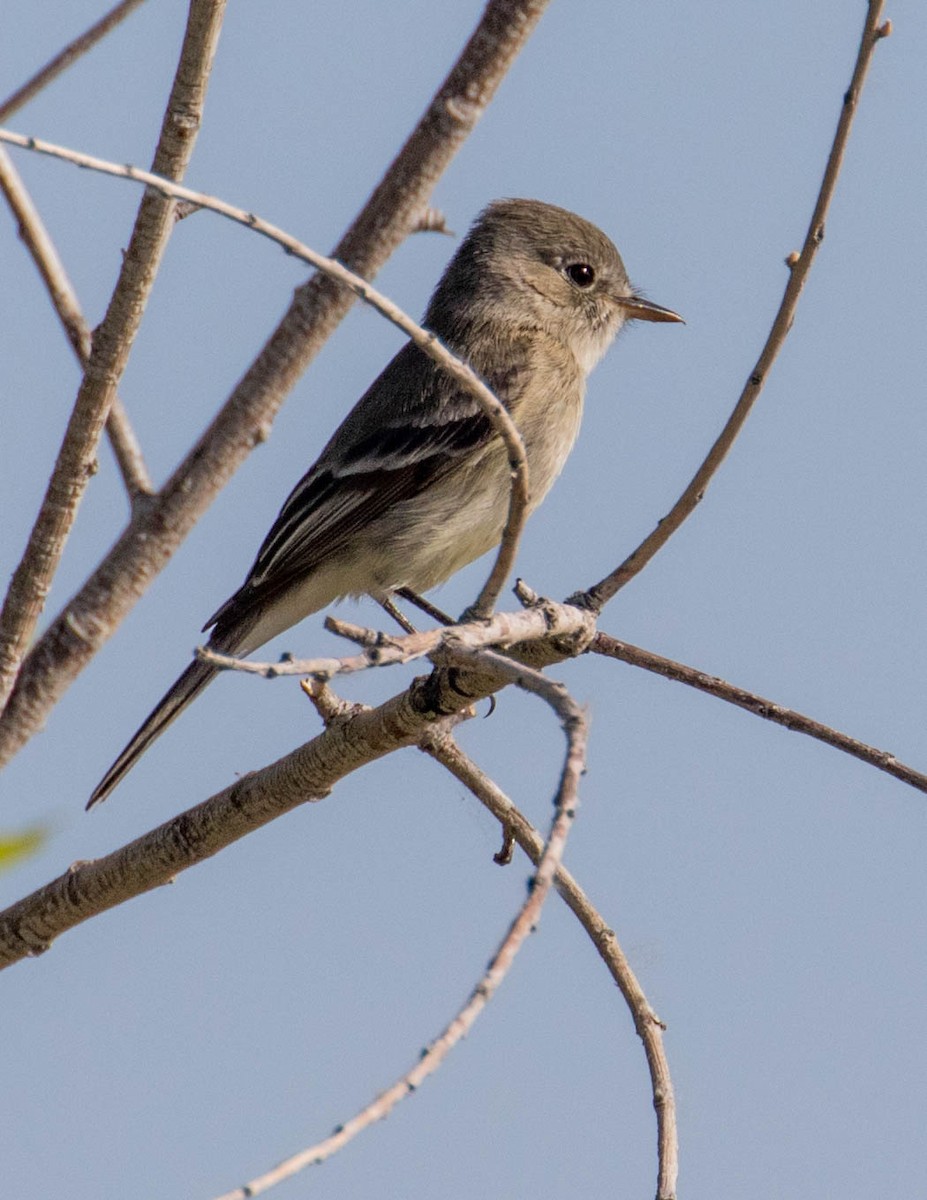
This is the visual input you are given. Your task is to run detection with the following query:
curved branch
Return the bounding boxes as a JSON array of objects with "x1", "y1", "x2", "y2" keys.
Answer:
[
  {"x1": 421, "y1": 732, "x2": 678, "y2": 1200},
  {"x1": 0, "y1": 0, "x2": 551, "y2": 771},
  {"x1": 0, "y1": 0, "x2": 226, "y2": 714},
  {"x1": 571, "y1": 1, "x2": 890, "y2": 613},
  {"x1": 212, "y1": 671, "x2": 586, "y2": 1200}
]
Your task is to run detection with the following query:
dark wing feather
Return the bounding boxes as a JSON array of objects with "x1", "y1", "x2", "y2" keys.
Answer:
[{"x1": 204, "y1": 341, "x2": 512, "y2": 633}]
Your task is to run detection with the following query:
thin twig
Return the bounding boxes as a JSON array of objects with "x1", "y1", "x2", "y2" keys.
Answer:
[
  {"x1": 592, "y1": 631, "x2": 927, "y2": 797},
  {"x1": 211, "y1": 663, "x2": 587, "y2": 1200},
  {"x1": 197, "y1": 600, "x2": 593, "y2": 680},
  {"x1": 395, "y1": 586, "x2": 454, "y2": 626},
  {"x1": 0, "y1": 146, "x2": 153, "y2": 502},
  {"x1": 420, "y1": 731, "x2": 678, "y2": 1200},
  {"x1": 0, "y1": 127, "x2": 530, "y2": 618},
  {"x1": 572, "y1": 1, "x2": 890, "y2": 613},
  {"x1": 0, "y1": 0, "x2": 226, "y2": 716},
  {"x1": 0, "y1": 0, "x2": 149, "y2": 124},
  {"x1": 0, "y1": 0, "x2": 551, "y2": 769}
]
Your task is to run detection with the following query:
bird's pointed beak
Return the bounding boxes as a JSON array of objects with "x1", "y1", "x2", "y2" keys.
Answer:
[{"x1": 618, "y1": 295, "x2": 685, "y2": 324}]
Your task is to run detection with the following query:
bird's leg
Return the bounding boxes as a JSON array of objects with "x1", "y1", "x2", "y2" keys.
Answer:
[
  {"x1": 395, "y1": 587, "x2": 455, "y2": 627},
  {"x1": 378, "y1": 595, "x2": 417, "y2": 634}
]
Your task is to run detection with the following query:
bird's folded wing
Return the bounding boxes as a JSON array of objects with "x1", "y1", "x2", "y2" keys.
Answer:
[{"x1": 203, "y1": 341, "x2": 518, "y2": 631}]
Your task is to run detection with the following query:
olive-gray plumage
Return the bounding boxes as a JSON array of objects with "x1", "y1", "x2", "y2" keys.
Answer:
[{"x1": 88, "y1": 198, "x2": 681, "y2": 806}]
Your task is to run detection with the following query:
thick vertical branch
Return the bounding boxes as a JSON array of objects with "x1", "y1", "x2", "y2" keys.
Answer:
[
  {"x1": 0, "y1": 147, "x2": 153, "y2": 502},
  {"x1": 0, "y1": 0, "x2": 226, "y2": 713}
]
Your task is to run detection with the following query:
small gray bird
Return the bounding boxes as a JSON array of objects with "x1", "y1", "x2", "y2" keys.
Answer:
[{"x1": 88, "y1": 198, "x2": 682, "y2": 806}]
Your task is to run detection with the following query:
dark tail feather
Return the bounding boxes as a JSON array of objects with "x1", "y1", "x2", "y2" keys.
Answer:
[{"x1": 86, "y1": 655, "x2": 219, "y2": 809}]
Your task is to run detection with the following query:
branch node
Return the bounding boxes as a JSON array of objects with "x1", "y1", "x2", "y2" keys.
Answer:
[
  {"x1": 456, "y1": 602, "x2": 492, "y2": 625},
  {"x1": 299, "y1": 677, "x2": 365, "y2": 727},
  {"x1": 493, "y1": 827, "x2": 515, "y2": 865},
  {"x1": 513, "y1": 578, "x2": 540, "y2": 608},
  {"x1": 410, "y1": 206, "x2": 453, "y2": 236},
  {"x1": 562, "y1": 588, "x2": 602, "y2": 616},
  {"x1": 324, "y1": 615, "x2": 378, "y2": 646}
]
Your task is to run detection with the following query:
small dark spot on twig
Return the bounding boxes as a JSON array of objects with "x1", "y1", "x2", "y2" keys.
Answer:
[
  {"x1": 173, "y1": 199, "x2": 201, "y2": 222},
  {"x1": 493, "y1": 826, "x2": 515, "y2": 865}
]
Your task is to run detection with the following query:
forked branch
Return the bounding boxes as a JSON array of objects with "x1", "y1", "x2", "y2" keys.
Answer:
[
  {"x1": 0, "y1": 0, "x2": 226, "y2": 714},
  {"x1": 211, "y1": 660, "x2": 587, "y2": 1200}
]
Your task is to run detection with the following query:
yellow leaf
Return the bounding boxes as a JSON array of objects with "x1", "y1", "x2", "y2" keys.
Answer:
[{"x1": 0, "y1": 826, "x2": 48, "y2": 871}]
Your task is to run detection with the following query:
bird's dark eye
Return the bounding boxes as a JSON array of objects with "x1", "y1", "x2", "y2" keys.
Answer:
[{"x1": 565, "y1": 262, "x2": 596, "y2": 288}]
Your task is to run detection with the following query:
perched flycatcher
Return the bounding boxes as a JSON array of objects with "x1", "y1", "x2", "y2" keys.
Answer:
[{"x1": 89, "y1": 198, "x2": 682, "y2": 806}]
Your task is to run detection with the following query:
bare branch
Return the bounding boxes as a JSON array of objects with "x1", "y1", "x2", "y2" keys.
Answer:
[
  {"x1": 0, "y1": 599, "x2": 593, "y2": 970},
  {"x1": 421, "y1": 731, "x2": 678, "y2": 1200},
  {"x1": 197, "y1": 600, "x2": 590, "y2": 680},
  {"x1": 0, "y1": 147, "x2": 153, "y2": 502},
  {"x1": 0, "y1": 0, "x2": 149, "y2": 124},
  {"x1": 0, "y1": 127, "x2": 531, "y2": 606},
  {"x1": 0, "y1": 691, "x2": 414, "y2": 968},
  {"x1": 0, "y1": 0, "x2": 226, "y2": 715},
  {"x1": 0, "y1": 0, "x2": 551, "y2": 771},
  {"x1": 571, "y1": 0, "x2": 889, "y2": 613},
  {"x1": 212, "y1": 669, "x2": 586, "y2": 1200},
  {"x1": 592, "y1": 632, "x2": 927, "y2": 797}
]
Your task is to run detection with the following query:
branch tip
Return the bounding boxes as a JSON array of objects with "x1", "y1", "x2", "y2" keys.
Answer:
[
  {"x1": 513, "y1": 578, "x2": 539, "y2": 607},
  {"x1": 411, "y1": 205, "x2": 452, "y2": 236}
]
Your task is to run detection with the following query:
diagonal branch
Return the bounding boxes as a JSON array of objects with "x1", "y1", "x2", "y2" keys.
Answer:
[
  {"x1": 0, "y1": 146, "x2": 153, "y2": 502},
  {"x1": 570, "y1": 1, "x2": 891, "y2": 614},
  {"x1": 0, "y1": 0, "x2": 227, "y2": 715},
  {"x1": 0, "y1": 0, "x2": 552, "y2": 773},
  {"x1": 592, "y1": 631, "x2": 927, "y2": 796},
  {"x1": 0, "y1": 0, "x2": 149, "y2": 124}
]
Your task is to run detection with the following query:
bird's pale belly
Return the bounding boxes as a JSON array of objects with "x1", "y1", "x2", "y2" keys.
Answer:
[
  {"x1": 372, "y1": 391, "x2": 585, "y2": 594},
  {"x1": 246, "y1": 389, "x2": 585, "y2": 647}
]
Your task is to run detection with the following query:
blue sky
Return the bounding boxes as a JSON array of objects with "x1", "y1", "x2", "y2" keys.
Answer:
[{"x1": 2, "y1": 3, "x2": 926, "y2": 1197}]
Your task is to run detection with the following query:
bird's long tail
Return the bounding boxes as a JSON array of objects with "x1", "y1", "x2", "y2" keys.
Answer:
[{"x1": 87, "y1": 653, "x2": 221, "y2": 809}]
